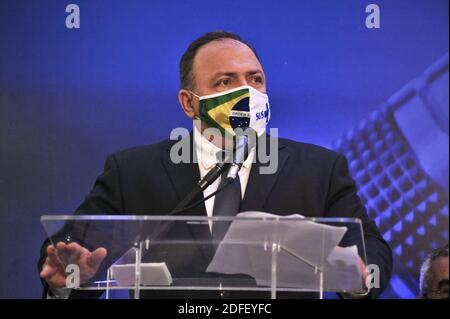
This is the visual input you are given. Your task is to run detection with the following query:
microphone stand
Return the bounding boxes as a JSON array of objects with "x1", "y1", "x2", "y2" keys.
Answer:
[
  {"x1": 170, "y1": 162, "x2": 231, "y2": 214},
  {"x1": 137, "y1": 131, "x2": 252, "y2": 254}
]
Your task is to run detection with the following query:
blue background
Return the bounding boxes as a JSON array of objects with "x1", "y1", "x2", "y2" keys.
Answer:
[{"x1": 0, "y1": 0, "x2": 448, "y2": 298}]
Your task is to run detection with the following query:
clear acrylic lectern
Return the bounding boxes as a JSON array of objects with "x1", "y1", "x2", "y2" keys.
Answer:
[{"x1": 41, "y1": 212, "x2": 368, "y2": 299}]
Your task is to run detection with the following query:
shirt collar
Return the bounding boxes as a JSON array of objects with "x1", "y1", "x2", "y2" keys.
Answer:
[{"x1": 193, "y1": 125, "x2": 254, "y2": 171}]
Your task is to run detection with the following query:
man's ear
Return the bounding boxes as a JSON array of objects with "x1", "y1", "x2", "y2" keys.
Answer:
[{"x1": 178, "y1": 89, "x2": 197, "y2": 119}]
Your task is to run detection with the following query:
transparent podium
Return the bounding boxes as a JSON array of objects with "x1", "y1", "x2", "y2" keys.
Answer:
[{"x1": 41, "y1": 212, "x2": 369, "y2": 299}]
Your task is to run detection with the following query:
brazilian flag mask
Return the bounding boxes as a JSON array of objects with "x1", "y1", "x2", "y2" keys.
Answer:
[{"x1": 192, "y1": 85, "x2": 270, "y2": 136}]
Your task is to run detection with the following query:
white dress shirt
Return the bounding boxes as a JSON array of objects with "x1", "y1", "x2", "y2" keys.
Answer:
[{"x1": 194, "y1": 126, "x2": 255, "y2": 223}]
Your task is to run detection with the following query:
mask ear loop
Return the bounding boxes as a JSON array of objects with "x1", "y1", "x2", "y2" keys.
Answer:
[
  {"x1": 189, "y1": 91, "x2": 200, "y2": 99},
  {"x1": 189, "y1": 91, "x2": 202, "y2": 121}
]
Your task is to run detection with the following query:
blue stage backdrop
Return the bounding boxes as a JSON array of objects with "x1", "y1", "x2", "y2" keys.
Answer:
[{"x1": 0, "y1": 0, "x2": 448, "y2": 298}]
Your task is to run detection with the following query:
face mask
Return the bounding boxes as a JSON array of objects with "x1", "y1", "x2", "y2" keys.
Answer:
[{"x1": 191, "y1": 85, "x2": 270, "y2": 136}]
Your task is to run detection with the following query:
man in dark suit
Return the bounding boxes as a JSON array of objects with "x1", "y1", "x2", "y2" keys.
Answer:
[{"x1": 39, "y1": 31, "x2": 392, "y2": 299}]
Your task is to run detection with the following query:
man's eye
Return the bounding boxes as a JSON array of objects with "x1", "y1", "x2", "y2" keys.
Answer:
[
  {"x1": 215, "y1": 79, "x2": 231, "y2": 87},
  {"x1": 250, "y1": 76, "x2": 263, "y2": 84}
]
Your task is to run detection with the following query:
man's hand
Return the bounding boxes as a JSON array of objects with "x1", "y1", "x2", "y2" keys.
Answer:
[
  {"x1": 357, "y1": 255, "x2": 370, "y2": 285},
  {"x1": 335, "y1": 246, "x2": 370, "y2": 288},
  {"x1": 39, "y1": 241, "x2": 107, "y2": 289}
]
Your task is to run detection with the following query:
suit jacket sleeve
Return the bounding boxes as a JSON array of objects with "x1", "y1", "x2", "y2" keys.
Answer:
[
  {"x1": 325, "y1": 154, "x2": 393, "y2": 298},
  {"x1": 38, "y1": 155, "x2": 123, "y2": 298},
  {"x1": 76, "y1": 154, "x2": 124, "y2": 213}
]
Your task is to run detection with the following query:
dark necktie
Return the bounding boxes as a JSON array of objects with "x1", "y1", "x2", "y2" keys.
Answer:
[{"x1": 211, "y1": 168, "x2": 242, "y2": 245}]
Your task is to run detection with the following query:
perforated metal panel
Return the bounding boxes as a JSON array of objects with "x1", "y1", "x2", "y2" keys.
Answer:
[{"x1": 330, "y1": 54, "x2": 449, "y2": 298}]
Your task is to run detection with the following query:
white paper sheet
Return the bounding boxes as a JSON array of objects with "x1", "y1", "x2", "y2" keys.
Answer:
[{"x1": 206, "y1": 211, "x2": 363, "y2": 291}]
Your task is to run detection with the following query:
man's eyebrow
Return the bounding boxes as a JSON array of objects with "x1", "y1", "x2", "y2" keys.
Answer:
[
  {"x1": 210, "y1": 72, "x2": 236, "y2": 79},
  {"x1": 210, "y1": 70, "x2": 264, "y2": 80},
  {"x1": 245, "y1": 70, "x2": 263, "y2": 76}
]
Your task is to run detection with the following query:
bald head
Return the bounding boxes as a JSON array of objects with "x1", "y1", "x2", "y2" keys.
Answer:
[
  {"x1": 179, "y1": 31, "x2": 262, "y2": 90},
  {"x1": 178, "y1": 32, "x2": 266, "y2": 120},
  {"x1": 191, "y1": 39, "x2": 265, "y2": 95}
]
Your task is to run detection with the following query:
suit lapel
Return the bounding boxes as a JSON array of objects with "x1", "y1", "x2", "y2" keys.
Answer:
[
  {"x1": 161, "y1": 133, "x2": 205, "y2": 214},
  {"x1": 159, "y1": 132, "x2": 290, "y2": 263},
  {"x1": 241, "y1": 135, "x2": 289, "y2": 212},
  {"x1": 161, "y1": 134, "x2": 290, "y2": 217},
  {"x1": 161, "y1": 133, "x2": 214, "y2": 261}
]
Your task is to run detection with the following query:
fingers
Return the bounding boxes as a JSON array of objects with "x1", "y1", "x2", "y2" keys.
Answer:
[
  {"x1": 43, "y1": 242, "x2": 107, "y2": 287},
  {"x1": 65, "y1": 242, "x2": 84, "y2": 254},
  {"x1": 45, "y1": 271, "x2": 67, "y2": 289},
  {"x1": 87, "y1": 247, "x2": 107, "y2": 269},
  {"x1": 358, "y1": 257, "x2": 369, "y2": 282},
  {"x1": 47, "y1": 245, "x2": 63, "y2": 266},
  {"x1": 55, "y1": 241, "x2": 66, "y2": 251},
  {"x1": 54, "y1": 241, "x2": 70, "y2": 266},
  {"x1": 40, "y1": 257, "x2": 57, "y2": 278},
  {"x1": 41, "y1": 242, "x2": 107, "y2": 289},
  {"x1": 65, "y1": 242, "x2": 85, "y2": 265},
  {"x1": 40, "y1": 256, "x2": 66, "y2": 288},
  {"x1": 41, "y1": 245, "x2": 65, "y2": 278},
  {"x1": 42, "y1": 242, "x2": 81, "y2": 278},
  {"x1": 55, "y1": 241, "x2": 85, "y2": 266}
]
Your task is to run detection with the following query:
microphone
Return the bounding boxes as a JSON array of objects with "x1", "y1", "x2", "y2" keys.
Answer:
[
  {"x1": 197, "y1": 162, "x2": 230, "y2": 190},
  {"x1": 170, "y1": 162, "x2": 230, "y2": 214},
  {"x1": 227, "y1": 128, "x2": 256, "y2": 181},
  {"x1": 147, "y1": 129, "x2": 256, "y2": 244},
  {"x1": 170, "y1": 127, "x2": 256, "y2": 214}
]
